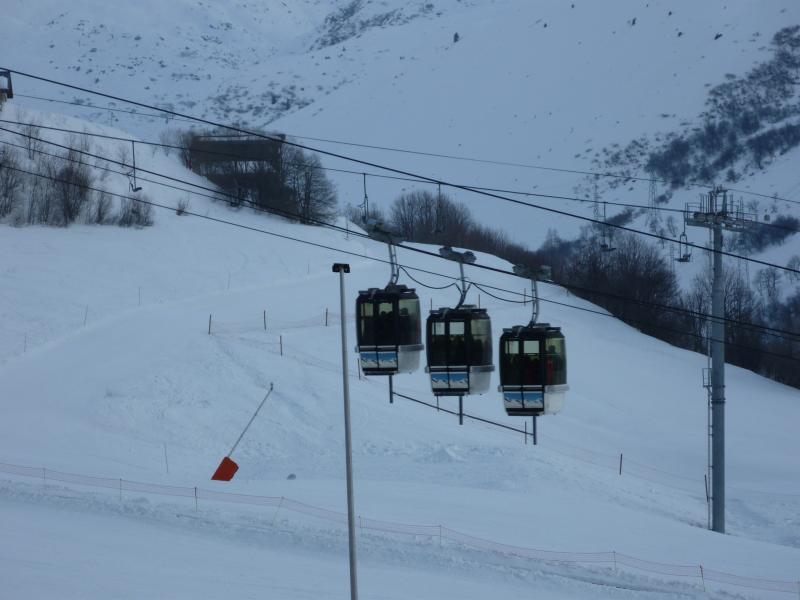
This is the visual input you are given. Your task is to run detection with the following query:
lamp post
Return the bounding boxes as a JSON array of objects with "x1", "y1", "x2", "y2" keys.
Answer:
[{"x1": 332, "y1": 262, "x2": 358, "y2": 600}]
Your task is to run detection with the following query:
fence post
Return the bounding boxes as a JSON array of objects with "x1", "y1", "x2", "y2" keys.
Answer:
[
  {"x1": 280, "y1": 335, "x2": 283, "y2": 356},
  {"x1": 263, "y1": 310, "x2": 267, "y2": 331},
  {"x1": 612, "y1": 550, "x2": 617, "y2": 571},
  {"x1": 23, "y1": 333, "x2": 27, "y2": 353},
  {"x1": 271, "y1": 497, "x2": 285, "y2": 526},
  {"x1": 208, "y1": 314, "x2": 212, "y2": 335},
  {"x1": 138, "y1": 286, "x2": 141, "y2": 306},
  {"x1": 438, "y1": 525, "x2": 442, "y2": 548},
  {"x1": 699, "y1": 564, "x2": 706, "y2": 592},
  {"x1": 83, "y1": 305, "x2": 89, "y2": 327},
  {"x1": 119, "y1": 478, "x2": 123, "y2": 501},
  {"x1": 325, "y1": 308, "x2": 329, "y2": 326},
  {"x1": 619, "y1": 453, "x2": 623, "y2": 475},
  {"x1": 42, "y1": 467, "x2": 46, "y2": 482}
]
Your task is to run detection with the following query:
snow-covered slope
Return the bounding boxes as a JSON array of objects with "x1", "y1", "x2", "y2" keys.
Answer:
[
  {"x1": 5, "y1": 0, "x2": 799, "y2": 249},
  {"x1": 1, "y1": 107, "x2": 799, "y2": 598}
]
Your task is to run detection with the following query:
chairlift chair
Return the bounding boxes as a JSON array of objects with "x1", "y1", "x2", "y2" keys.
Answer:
[
  {"x1": 0, "y1": 70, "x2": 13, "y2": 101},
  {"x1": 499, "y1": 324, "x2": 567, "y2": 416},
  {"x1": 355, "y1": 225, "x2": 423, "y2": 375},
  {"x1": 498, "y1": 265, "x2": 567, "y2": 416},
  {"x1": 426, "y1": 306, "x2": 493, "y2": 396},
  {"x1": 676, "y1": 232, "x2": 691, "y2": 263},
  {"x1": 425, "y1": 247, "x2": 494, "y2": 396},
  {"x1": 356, "y1": 285, "x2": 423, "y2": 375}
]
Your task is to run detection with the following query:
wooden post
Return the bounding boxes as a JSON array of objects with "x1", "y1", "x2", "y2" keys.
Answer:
[
  {"x1": 619, "y1": 453, "x2": 623, "y2": 475},
  {"x1": 699, "y1": 565, "x2": 706, "y2": 592},
  {"x1": 194, "y1": 487, "x2": 198, "y2": 512},
  {"x1": 279, "y1": 335, "x2": 283, "y2": 356},
  {"x1": 208, "y1": 314, "x2": 212, "y2": 335},
  {"x1": 83, "y1": 305, "x2": 89, "y2": 327},
  {"x1": 138, "y1": 286, "x2": 141, "y2": 306},
  {"x1": 271, "y1": 497, "x2": 285, "y2": 526},
  {"x1": 119, "y1": 478, "x2": 123, "y2": 501},
  {"x1": 263, "y1": 310, "x2": 267, "y2": 331},
  {"x1": 325, "y1": 308, "x2": 329, "y2": 326}
]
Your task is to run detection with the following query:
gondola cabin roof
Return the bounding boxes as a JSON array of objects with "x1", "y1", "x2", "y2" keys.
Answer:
[
  {"x1": 357, "y1": 284, "x2": 418, "y2": 300},
  {"x1": 501, "y1": 323, "x2": 562, "y2": 337},
  {"x1": 428, "y1": 305, "x2": 488, "y2": 318}
]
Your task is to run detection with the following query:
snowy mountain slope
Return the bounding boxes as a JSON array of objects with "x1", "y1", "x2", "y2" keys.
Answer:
[
  {"x1": 5, "y1": 0, "x2": 799, "y2": 247},
  {"x1": 1, "y1": 108, "x2": 800, "y2": 598}
]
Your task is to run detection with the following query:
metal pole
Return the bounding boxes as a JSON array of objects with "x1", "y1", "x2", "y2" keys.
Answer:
[
  {"x1": 334, "y1": 263, "x2": 359, "y2": 600},
  {"x1": 711, "y1": 219, "x2": 725, "y2": 533},
  {"x1": 389, "y1": 374, "x2": 394, "y2": 404},
  {"x1": 458, "y1": 395, "x2": 463, "y2": 425},
  {"x1": 533, "y1": 415, "x2": 538, "y2": 445},
  {"x1": 227, "y1": 384, "x2": 274, "y2": 457}
]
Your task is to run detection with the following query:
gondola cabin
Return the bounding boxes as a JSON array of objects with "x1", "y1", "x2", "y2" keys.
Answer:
[
  {"x1": 426, "y1": 306, "x2": 494, "y2": 395},
  {"x1": 499, "y1": 324, "x2": 567, "y2": 416},
  {"x1": 356, "y1": 285, "x2": 423, "y2": 375}
]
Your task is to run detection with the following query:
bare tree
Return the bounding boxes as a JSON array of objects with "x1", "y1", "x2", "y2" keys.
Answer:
[
  {"x1": 0, "y1": 146, "x2": 22, "y2": 217},
  {"x1": 21, "y1": 121, "x2": 43, "y2": 161}
]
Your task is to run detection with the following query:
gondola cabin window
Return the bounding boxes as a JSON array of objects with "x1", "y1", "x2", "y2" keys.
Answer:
[
  {"x1": 359, "y1": 302, "x2": 375, "y2": 345},
  {"x1": 470, "y1": 317, "x2": 492, "y2": 366},
  {"x1": 398, "y1": 298, "x2": 421, "y2": 345},
  {"x1": 429, "y1": 321, "x2": 448, "y2": 365},
  {"x1": 545, "y1": 337, "x2": 567, "y2": 385}
]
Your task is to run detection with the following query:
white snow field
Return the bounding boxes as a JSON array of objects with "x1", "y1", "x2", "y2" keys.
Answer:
[
  {"x1": 1, "y1": 0, "x2": 799, "y2": 596},
  {"x1": 1, "y1": 107, "x2": 799, "y2": 598},
  {"x1": 5, "y1": 0, "x2": 800, "y2": 254}
]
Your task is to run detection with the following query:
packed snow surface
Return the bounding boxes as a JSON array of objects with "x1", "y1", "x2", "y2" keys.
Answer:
[
  {"x1": 1, "y1": 109, "x2": 799, "y2": 598},
  {"x1": 1, "y1": 0, "x2": 800, "y2": 597}
]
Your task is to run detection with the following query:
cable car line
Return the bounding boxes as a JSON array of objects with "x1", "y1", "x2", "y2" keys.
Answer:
[
  {"x1": 2, "y1": 117, "x2": 796, "y2": 236},
  {"x1": 4, "y1": 68, "x2": 799, "y2": 276},
  {"x1": 2, "y1": 119, "x2": 798, "y2": 342},
  {"x1": 11, "y1": 92, "x2": 800, "y2": 209},
  {"x1": 3, "y1": 135, "x2": 798, "y2": 346},
  {"x1": 471, "y1": 283, "x2": 528, "y2": 304},
  {"x1": 3, "y1": 161, "x2": 798, "y2": 362},
  {"x1": 3, "y1": 134, "x2": 798, "y2": 345},
  {"x1": 398, "y1": 266, "x2": 459, "y2": 291}
]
